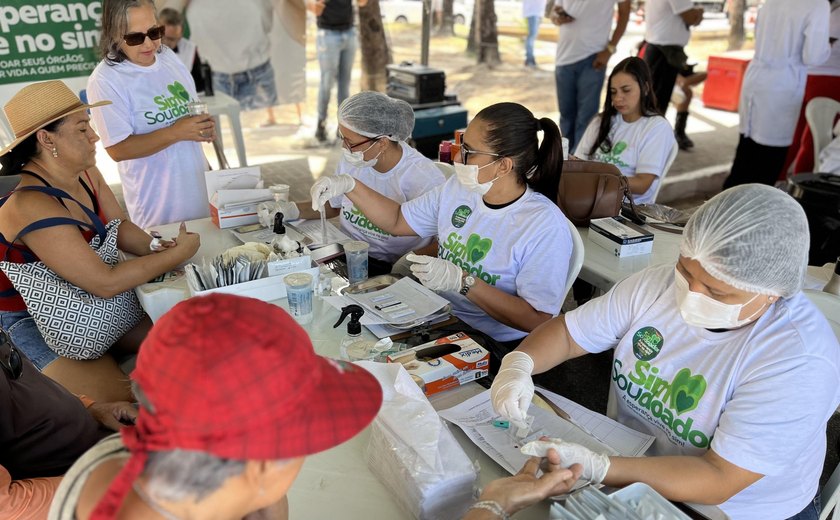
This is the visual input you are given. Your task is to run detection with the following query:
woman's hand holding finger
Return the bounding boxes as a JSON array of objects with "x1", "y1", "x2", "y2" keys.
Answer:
[{"x1": 175, "y1": 222, "x2": 201, "y2": 258}]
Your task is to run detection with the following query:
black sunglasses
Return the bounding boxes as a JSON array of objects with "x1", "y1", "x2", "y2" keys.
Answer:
[
  {"x1": 0, "y1": 330, "x2": 23, "y2": 380},
  {"x1": 123, "y1": 26, "x2": 165, "y2": 46}
]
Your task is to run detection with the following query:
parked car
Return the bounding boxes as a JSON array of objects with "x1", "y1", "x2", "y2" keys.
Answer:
[{"x1": 379, "y1": 0, "x2": 471, "y2": 25}]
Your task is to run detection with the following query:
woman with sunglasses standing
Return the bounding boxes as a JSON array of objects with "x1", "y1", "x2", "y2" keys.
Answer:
[
  {"x1": 279, "y1": 91, "x2": 446, "y2": 275},
  {"x1": 311, "y1": 102, "x2": 572, "y2": 353},
  {"x1": 86, "y1": 0, "x2": 215, "y2": 229}
]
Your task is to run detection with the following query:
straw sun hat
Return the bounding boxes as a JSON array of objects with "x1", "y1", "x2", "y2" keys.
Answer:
[{"x1": 0, "y1": 80, "x2": 110, "y2": 156}]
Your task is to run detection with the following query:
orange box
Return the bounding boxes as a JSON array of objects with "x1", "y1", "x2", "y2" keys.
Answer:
[
  {"x1": 387, "y1": 332, "x2": 489, "y2": 396},
  {"x1": 702, "y1": 50, "x2": 753, "y2": 112}
]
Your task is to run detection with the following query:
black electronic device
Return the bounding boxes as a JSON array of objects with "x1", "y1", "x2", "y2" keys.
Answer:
[{"x1": 386, "y1": 62, "x2": 446, "y2": 105}]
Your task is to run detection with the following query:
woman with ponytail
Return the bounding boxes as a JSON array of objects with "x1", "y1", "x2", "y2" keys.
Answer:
[{"x1": 310, "y1": 102, "x2": 573, "y2": 347}]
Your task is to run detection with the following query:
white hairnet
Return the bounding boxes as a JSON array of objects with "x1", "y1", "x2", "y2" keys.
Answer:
[
  {"x1": 338, "y1": 91, "x2": 414, "y2": 141},
  {"x1": 680, "y1": 184, "x2": 809, "y2": 298}
]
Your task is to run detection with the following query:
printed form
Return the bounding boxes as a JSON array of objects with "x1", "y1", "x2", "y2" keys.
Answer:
[{"x1": 438, "y1": 389, "x2": 654, "y2": 476}]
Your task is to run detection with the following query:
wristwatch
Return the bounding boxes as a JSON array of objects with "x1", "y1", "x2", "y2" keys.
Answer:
[
  {"x1": 606, "y1": 43, "x2": 617, "y2": 54},
  {"x1": 460, "y1": 274, "x2": 476, "y2": 296}
]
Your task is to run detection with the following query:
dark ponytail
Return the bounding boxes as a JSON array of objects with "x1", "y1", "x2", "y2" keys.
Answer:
[
  {"x1": 0, "y1": 118, "x2": 65, "y2": 176},
  {"x1": 475, "y1": 103, "x2": 564, "y2": 203}
]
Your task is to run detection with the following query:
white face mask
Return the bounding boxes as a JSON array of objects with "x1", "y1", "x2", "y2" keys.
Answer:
[
  {"x1": 342, "y1": 140, "x2": 381, "y2": 168},
  {"x1": 674, "y1": 268, "x2": 767, "y2": 329},
  {"x1": 454, "y1": 159, "x2": 505, "y2": 195}
]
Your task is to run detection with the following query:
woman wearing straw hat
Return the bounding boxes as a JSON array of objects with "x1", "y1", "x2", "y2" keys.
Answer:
[
  {"x1": 0, "y1": 80, "x2": 201, "y2": 403},
  {"x1": 86, "y1": 0, "x2": 215, "y2": 229}
]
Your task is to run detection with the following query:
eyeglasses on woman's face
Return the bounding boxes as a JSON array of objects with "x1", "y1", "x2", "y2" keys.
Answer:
[
  {"x1": 338, "y1": 131, "x2": 383, "y2": 152},
  {"x1": 123, "y1": 25, "x2": 165, "y2": 46},
  {"x1": 458, "y1": 142, "x2": 501, "y2": 165},
  {"x1": 0, "y1": 330, "x2": 23, "y2": 380}
]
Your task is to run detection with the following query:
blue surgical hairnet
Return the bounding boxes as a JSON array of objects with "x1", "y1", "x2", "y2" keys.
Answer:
[
  {"x1": 680, "y1": 184, "x2": 809, "y2": 298},
  {"x1": 338, "y1": 91, "x2": 414, "y2": 142}
]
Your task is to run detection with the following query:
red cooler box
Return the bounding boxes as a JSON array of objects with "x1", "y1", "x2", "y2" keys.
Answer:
[{"x1": 702, "y1": 50, "x2": 754, "y2": 112}]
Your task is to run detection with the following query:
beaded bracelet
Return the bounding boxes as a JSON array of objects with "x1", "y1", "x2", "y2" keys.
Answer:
[{"x1": 468, "y1": 500, "x2": 510, "y2": 520}]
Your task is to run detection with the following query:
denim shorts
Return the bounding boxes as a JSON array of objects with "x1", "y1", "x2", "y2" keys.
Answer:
[
  {"x1": 212, "y1": 60, "x2": 278, "y2": 111},
  {"x1": 0, "y1": 309, "x2": 58, "y2": 371}
]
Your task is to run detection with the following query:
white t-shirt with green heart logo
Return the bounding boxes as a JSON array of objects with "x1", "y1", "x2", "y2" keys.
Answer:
[
  {"x1": 402, "y1": 176, "x2": 573, "y2": 341},
  {"x1": 575, "y1": 114, "x2": 676, "y2": 204},
  {"x1": 328, "y1": 141, "x2": 446, "y2": 263},
  {"x1": 87, "y1": 46, "x2": 210, "y2": 229},
  {"x1": 565, "y1": 264, "x2": 840, "y2": 519}
]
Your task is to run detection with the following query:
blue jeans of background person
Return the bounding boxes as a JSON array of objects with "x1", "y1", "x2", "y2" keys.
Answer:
[
  {"x1": 212, "y1": 60, "x2": 278, "y2": 111},
  {"x1": 0, "y1": 309, "x2": 58, "y2": 371},
  {"x1": 555, "y1": 53, "x2": 607, "y2": 152},
  {"x1": 786, "y1": 493, "x2": 821, "y2": 520},
  {"x1": 525, "y1": 16, "x2": 540, "y2": 65},
  {"x1": 317, "y1": 27, "x2": 357, "y2": 124}
]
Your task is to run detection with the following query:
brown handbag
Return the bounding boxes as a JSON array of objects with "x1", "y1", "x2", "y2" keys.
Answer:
[{"x1": 556, "y1": 160, "x2": 634, "y2": 227}]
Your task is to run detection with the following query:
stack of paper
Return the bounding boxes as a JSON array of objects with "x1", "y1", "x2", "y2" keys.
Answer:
[{"x1": 323, "y1": 278, "x2": 450, "y2": 337}]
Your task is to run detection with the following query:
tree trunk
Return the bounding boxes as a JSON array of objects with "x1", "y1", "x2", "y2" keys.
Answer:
[
  {"x1": 358, "y1": 0, "x2": 391, "y2": 91},
  {"x1": 727, "y1": 0, "x2": 747, "y2": 51},
  {"x1": 466, "y1": 0, "x2": 500, "y2": 64},
  {"x1": 437, "y1": 0, "x2": 455, "y2": 36}
]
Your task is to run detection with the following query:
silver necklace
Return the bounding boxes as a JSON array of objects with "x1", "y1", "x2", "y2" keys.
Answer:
[{"x1": 132, "y1": 482, "x2": 183, "y2": 520}]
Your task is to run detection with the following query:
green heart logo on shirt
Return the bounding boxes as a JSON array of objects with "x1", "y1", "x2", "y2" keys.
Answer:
[
  {"x1": 669, "y1": 368, "x2": 707, "y2": 415},
  {"x1": 613, "y1": 141, "x2": 627, "y2": 155},
  {"x1": 466, "y1": 233, "x2": 492, "y2": 263},
  {"x1": 167, "y1": 81, "x2": 190, "y2": 101}
]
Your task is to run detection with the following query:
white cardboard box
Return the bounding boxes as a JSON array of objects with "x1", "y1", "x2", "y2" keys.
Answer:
[
  {"x1": 205, "y1": 166, "x2": 272, "y2": 228},
  {"x1": 589, "y1": 216, "x2": 654, "y2": 258},
  {"x1": 187, "y1": 265, "x2": 320, "y2": 301}
]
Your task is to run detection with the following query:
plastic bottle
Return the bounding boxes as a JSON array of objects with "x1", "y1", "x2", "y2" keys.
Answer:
[
  {"x1": 334, "y1": 304, "x2": 365, "y2": 361},
  {"x1": 823, "y1": 257, "x2": 840, "y2": 296},
  {"x1": 271, "y1": 212, "x2": 298, "y2": 256}
]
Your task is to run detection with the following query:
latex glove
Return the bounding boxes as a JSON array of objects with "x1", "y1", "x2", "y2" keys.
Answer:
[
  {"x1": 520, "y1": 438, "x2": 611, "y2": 485},
  {"x1": 406, "y1": 254, "x2": 463, "y2": 292},
  {"x1": 490, "y1": 351, "x2": 535, "y2": 428},
  {"x1": 310, "y1": 174, "x2": 355, "y2": 211}
]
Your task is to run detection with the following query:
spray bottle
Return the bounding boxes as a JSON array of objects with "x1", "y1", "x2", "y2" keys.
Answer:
[
  {"x1": 271, "y1": 212, "x2": 298, "y2": 256},
  {"x1": 334, "y1": 304, "x2": 365, "y2": 361}
]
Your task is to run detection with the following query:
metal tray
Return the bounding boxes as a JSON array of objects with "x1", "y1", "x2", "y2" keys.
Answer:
[{"x1": 341, "y1": 274, "x2": 404, "y2": 295}]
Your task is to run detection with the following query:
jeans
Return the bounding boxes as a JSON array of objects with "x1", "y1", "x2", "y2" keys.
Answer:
[
  {"x1": 212, "y1": 60, "x2": 278, "y2": 111},
  {"x1": 787, "y1": 493, "x2": 821, "y2": 520},
  {"x1": 555, "y1": 53, "x2": 607, "y2": 152},
  {"x1": 0, "y1": 309, "x2": 57, "y2": 371},
  {"x1": 524, "y1": 15, "x2": 540, "y2": 65},
  {"x1": 317, "y1": 27, "x2": 357, "y2": 124}
]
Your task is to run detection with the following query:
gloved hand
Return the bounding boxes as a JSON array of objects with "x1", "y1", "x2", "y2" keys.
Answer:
[
  {"x1": 520, "y1": 438, "x2": 611, "y2": 485},
  {"x1": 491, "y1": 351, "x2": 535, "y2": 428},
  {"x1": 310, "y1": 174, "x2": 356, "y2": 211},
  {"x1": 406, "y1": 254, "x2": 463, "y2": 292}
]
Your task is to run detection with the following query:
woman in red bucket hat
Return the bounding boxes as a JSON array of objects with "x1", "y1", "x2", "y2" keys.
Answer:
[
  {"x1": 49, "y1": 293, "x2": 582, "y2": 520},
  {"x1": 48, "y1": 293, "x2": 384, "y2": 519}
]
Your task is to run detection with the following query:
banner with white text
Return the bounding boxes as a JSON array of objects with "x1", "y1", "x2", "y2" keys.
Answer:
[{"x1": 0, "y1": 1, "x2": 101, "y2": 85}]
